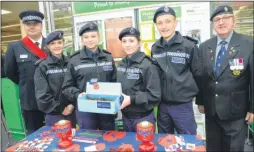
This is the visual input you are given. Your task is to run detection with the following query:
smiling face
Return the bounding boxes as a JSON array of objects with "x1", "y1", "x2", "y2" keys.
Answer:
[
  {"x1": 24, "y1": 22, "x2": 42, "y2": 38},
  {"x1": 121, "y1": 36, "x2": 140, "y2": 56},
  {"x1": 155, "y1": 14, "x2": 178, "y2": 41},
  {"x1": 212, "y1": 14, "x2": 236, "y2": 39},
  {"x1": 47, "y1": 39, "x2": 64, "y2": 56},
  {"x1": 81, "y1": 31, "x2": 100, "y2": 51}
]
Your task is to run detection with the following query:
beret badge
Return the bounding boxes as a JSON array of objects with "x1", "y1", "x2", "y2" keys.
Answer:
[
  {"x1": 164, "y1": 6, "x2": 169, "y2": 12},
  {"x1": 224, "y1": 7, "x2": 228, "y2": 12},
  {"x1": 130, "y1": 28, "x2": 135, "y2": 34}
]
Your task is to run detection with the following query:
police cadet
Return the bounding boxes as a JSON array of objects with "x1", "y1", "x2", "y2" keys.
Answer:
[
  {"x1": 151, "y1": 6, "x2": 202, "y2": 134},
  {"x1": 62, "y1": 22, "x2": 117, "y2": 130},
  {"x1": 117, "y1": 27, "x2": 161, "y2": 132},
  {"x1": 34, "y1": 31, "x2": 76, "y2": 127},
  {"x1": 4, "y1": 10, "x2": 48, "y2": 135},
  {"x1": 197, "y1": 5, "x2": 253, "y2": 151}
]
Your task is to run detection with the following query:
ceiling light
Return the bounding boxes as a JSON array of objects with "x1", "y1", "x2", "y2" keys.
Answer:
[{"x1": 1, "y1": 9, "x2": 12, "y2": 15}]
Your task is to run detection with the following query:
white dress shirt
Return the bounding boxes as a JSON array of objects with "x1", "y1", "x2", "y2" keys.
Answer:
[{"x1": 28, "y1": 36, "x2": 43, "y2": 49}]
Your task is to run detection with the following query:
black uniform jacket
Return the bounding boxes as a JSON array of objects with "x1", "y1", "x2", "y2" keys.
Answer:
[
  {"x1": 117, "y1": 51, "x2": 161, "y2": 113},
  {"x1": 4, "y1": 38, "x2": 48, "y2": 110},
  {"x1": 34, "y1": 53, "x2": 69, "y2": 115},
  {"x1": 151, "y1": 31, "x2": 202, "y2": 104},
  {"x1": 62, "y1": 46, "x2": 117, "y2": 105},
  {"x1": 197, "y1": 31, "x2": 253, "y2": 120}
]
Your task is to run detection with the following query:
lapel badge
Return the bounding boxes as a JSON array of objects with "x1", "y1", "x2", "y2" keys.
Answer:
[
  {"x1": 164, "y1": 6, "x2": 169, "y2": 12},
  {"x1": 224, "y1": 7, "x2": 228, "y2": 12},
  {"x1": 210, "y1": 56, "x2": 214, "y2": 61}
]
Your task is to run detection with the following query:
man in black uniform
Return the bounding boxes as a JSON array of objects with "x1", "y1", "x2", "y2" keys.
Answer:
[
  {"x1": 62, "y1": 22, "x2": 117, "y2": 130},
  {"x1": 197, "y1": 5, "x2": 253, "y2": 151},
  {"x1": 4, "y1": 10, "x2": 47, "y2": 135},
  {"x1": 151, "y1": 6, "x2": 202, "y2": 134}
]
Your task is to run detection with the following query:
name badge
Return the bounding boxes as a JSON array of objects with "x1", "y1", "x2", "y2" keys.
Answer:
[
  {"x1": 103, "y1": 65, "x2": 113, "y2": 71},
  {"x1": 171, "y1": 57, "x2": 185, "y2": 64},
  {"x1": 20, "y1": 54, "x2": 28, "y2": 59},
  {"x1": 127, "y1": 73, "x2": 139, "y2": 80}
]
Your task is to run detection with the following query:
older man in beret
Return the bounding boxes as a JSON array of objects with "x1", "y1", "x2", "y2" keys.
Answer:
[
  {"x1": 197, "y1": 5, "x2": 253, "y2": 151},
  {"x1": 4, "y1": 10, "x2": 48, "y2": 135}
]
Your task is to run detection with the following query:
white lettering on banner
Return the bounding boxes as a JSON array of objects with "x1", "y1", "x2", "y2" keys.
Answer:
[
  {"x1": 46, "y1": 68, "x2": 67, "y2": 74},
  {"x1": 117, "y1": 67, "x2": 143, "y2": 74},
  {"x1": 153, "y1": 52, "x2": 190, "y2": 59},
  {"x1": 74, "y1": 62, "x2": 112, "y2": 71}
]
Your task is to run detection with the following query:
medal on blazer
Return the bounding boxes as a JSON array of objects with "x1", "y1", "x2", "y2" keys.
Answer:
[{"x1": 229, "y1": 58, "x2": 244, "y2": 76}]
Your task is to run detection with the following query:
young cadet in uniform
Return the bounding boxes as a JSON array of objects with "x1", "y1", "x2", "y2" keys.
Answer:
[
  {"x1": 34, "y1": 31, "x2": 76, "y2": 127},
  {"x1": 151, "y1": 6, "x2": 202, "y2": 134},
  {"x1": 117, "y1": 27, "x2": 161, "y2": 132},
  {"x1": 62, "y1": 22, "x2": 117, "y2": 130},
  {"x1": 197, "y1": 5, "x2": 253, "y2": 151},
  {"x1": 4, "y1": 10, "x2": 47, "y2": 135}
]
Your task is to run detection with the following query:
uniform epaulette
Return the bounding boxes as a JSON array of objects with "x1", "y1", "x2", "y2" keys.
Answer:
[
  {"x1": 34, "y1": 58, "x2": 46, "y2": 66},
  {"x1": 145, "y1": 56, "x2": 157, "y2": 64},
  {"x1": 183, "y1": 36, "x2": 198, "y2": 44},
  {"x1": 70, "y1": 50, "x2": 80, "y2": 58},
  {"x1": 102, "y1": 49, "x2": 111, "y2": 55}
]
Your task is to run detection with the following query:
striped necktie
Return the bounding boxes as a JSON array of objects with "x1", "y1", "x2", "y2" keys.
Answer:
[{"x1": 214, "y1": 41, "x2": 227, "y2": 76}]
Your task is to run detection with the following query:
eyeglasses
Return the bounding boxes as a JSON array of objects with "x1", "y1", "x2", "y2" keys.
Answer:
[{"x1": 213, "y1": 15, "x2": 234, "y2": 23}]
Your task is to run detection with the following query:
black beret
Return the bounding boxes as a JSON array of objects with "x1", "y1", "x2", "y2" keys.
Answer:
[
  {"x1": 153, "y1": 6, "x2": 176, "y2": 23},
  {"x1": 118, "y1": 27, "x2": 140, "y2": 40},
  {"x1": 79, "y1": 22, "x2": 98, "y2": 36},
  {"x1": 45, "y1": 31, "x2": 64, "y2": 44},
  {"x1": 19, "y1": 10, "x2": 44, "y2": 24},
  {"x1": 210, "y1": 5, "x2": 233, "y2": 21}
]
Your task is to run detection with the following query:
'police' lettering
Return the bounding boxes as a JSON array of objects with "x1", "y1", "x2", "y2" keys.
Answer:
[
  {"x1": 152, "y1": 52, "x2": 190, "y2": 59},
  {"x1": 74, "y1": 62, "x2": 112, "y2": 71},
  {"x1": 46, "y1": 68, "x2": 67, "y2": 74}
]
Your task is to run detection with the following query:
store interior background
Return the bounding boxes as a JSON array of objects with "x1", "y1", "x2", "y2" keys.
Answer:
[
  {"x1": 1, "y1": 1, "x2": 253, "y2": 57},
  {"x1": 1, "y1": 1, "x2": 253, "y2": 150}
]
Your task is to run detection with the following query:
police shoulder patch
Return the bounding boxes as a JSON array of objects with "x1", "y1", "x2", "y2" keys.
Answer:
[
  {"x1": 34, "y1": 58, "x2": 46, "y2": 66},
  {"x1": 183, "y1": 36, "x2": 198, "y2": 44}
]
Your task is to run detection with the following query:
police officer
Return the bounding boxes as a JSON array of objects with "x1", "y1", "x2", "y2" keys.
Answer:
[
  {"x1": 197, "y1": 5, "x2": 253, "y2": 151},
  {"x1": 151, "y1": 6, "x2": 202, "y2": 134},
  {"x1": 34, "y1": 31, "x2": 76, "y2": 127},
  {"x1": 4, "y1": 10, "x2": 47, "y2": 135},
  {"x1": 62, "y1": 21, "x2": 117, "y2": 130},
  {"x1": 117, "y1": 27, "x2": 161, "y2": 132}
]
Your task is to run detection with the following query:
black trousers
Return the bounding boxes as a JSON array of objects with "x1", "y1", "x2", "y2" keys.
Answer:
[
  {"x1": 205, "y1": 115, "x2": 247, "y2": 151},
  {"x1": 21, "y1": 110, "x2": 45, "y2": 135}
]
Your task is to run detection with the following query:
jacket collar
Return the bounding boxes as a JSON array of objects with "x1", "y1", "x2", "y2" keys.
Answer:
[
  {"x1": 47, "y1": 52, "x2": 68, "y2": 64},
  {"x1": 154, "y1": 31, "x2": 183, "y2": 48},
  {"x1": 80, "y1": 46, "x2": 107, "y2": 59},
  {"x1": 123, "y1": 50, "x2": 145, "y2": 64}
]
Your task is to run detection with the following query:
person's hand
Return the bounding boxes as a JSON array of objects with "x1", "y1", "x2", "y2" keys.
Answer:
[
  {"x1": 78, "y1": 92, "x2": 86, "y2": 98},
  {"x1": 62, "y1": 104, "x2": 74, "y2": 116},
  {"x1": 120, "y1": 93, "x2": 131, "y2": 110},
  {"x1": 198, "y1": 105, "x2": 205, "y2": 114},
  {"x1": 245, "y1": 112, "x2": 254, "y2": 124}
]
